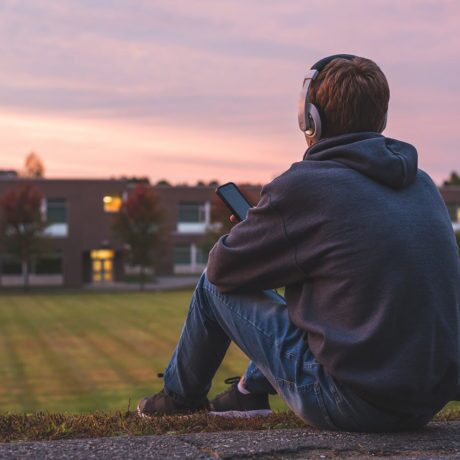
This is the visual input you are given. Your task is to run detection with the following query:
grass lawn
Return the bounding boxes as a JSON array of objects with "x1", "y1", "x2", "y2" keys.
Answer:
[
  {"x1": 0, "y1": 289, "x2": 288, "y2": 414},
  {"x1": 0, "y1": 289, "x2": 458, "y2": 423}
]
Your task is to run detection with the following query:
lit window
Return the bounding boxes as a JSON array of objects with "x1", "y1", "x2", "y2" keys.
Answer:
[
  {"x1": 90, "y1": 249, "x2": 114, "y2": 282},
  {"x1": 103, "y1": 195, "x2": 122, "y2": 212},
  {"x1": 90, "y1": 249, "x2": 115, "y2": 260}
]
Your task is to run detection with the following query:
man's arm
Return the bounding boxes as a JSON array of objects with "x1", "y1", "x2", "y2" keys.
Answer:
[{"x1": 206, "y1": 187, "x2": 306, "y2": 292}]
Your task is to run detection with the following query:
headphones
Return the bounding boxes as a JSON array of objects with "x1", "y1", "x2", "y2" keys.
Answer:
[{"x1": 298, "y1": 53, "x2": 387, "y2": 145}]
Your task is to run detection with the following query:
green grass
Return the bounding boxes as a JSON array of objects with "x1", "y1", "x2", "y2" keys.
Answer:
[
  {"x1": 0, "y1": 289, "x2": 458, "y2": 430},
  {"x1": 0, "y1": 290, "x2": 287, "y2": 414}
]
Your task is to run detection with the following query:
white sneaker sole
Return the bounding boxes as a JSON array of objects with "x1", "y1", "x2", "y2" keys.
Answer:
[
  {"x1": 137, "y1": 404, "x2": 148, "y2": 418},
  {"x1": 209, "y1": 409, "x2": 272, "y2": 418}
]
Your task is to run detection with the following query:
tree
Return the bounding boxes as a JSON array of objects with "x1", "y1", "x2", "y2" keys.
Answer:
[
  {"x1": 443, "y1": 171, "x2": 460, "y2": 187},
  {"x1": 156, "y1": 179, "x2": 171, "y2": 187},
  {"x1": 0, "y1": 184, "x2": 48, "y2": 288},
  {"x1": 22, "y1": 152, "x2": 45, "y2": 178},
  {"x1": 200, "y1": 185, "x2": 260, "y2": 256},
  {"x1": 116, "y1": 175, "x2": 150, "y2": 184},
  {"x1": 112, "y1": 184, "x2": 165, "y2": 290}
]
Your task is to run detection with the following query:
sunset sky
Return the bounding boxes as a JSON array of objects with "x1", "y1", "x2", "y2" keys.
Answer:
[{"x1": 0, "y1": 0, "x2": 458, "y2": 185}]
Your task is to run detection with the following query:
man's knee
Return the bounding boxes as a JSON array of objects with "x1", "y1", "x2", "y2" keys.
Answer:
[
  {"x1": 192, "y1": 270, "x2": 220, "y2": 312},
  {"x1": 197, "y1": 269, "x2": 213, "y2": 292}
]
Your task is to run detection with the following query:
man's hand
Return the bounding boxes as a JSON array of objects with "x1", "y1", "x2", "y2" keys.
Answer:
[{"x1": 229, "y1": 214, "x2": 237, "y2": 223}]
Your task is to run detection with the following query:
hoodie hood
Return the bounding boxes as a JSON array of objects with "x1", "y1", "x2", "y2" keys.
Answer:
[{"x1": 305, "y1": 132, "x2": 418, "y2": 189}]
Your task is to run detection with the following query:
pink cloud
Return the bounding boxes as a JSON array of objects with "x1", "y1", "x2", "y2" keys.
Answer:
[{"x1": 0, "y1": 0, "x2": 458, "y2": 185}]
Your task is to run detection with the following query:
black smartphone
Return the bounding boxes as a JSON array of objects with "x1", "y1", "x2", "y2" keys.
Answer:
[{"x1": 216, "y1": 182, "x2": 252, "y2": 222}]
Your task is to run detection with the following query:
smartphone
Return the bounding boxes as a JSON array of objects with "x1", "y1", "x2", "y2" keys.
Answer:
[{"x1": 216, "y1": 182, "x2": 253, "y2": 222}]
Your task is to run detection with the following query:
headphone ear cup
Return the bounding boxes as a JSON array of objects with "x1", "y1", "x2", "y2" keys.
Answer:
[{"x1": 305, "y1": 103, "x2": 322, "y2": 143}]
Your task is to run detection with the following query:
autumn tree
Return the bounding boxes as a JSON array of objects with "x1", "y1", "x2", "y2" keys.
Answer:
[
  {"x1": 200, "y1": 185, "x2": 260, "y2": 256},
  {"x1": 112, "y1": 184, "x2": 165, "y2": 290},
  {"x1": 22, "y1": 152, "x2": 45, "y2": 178},
  {"x1": 0, "y1": 184, "x2": 48, "y2": 288}
]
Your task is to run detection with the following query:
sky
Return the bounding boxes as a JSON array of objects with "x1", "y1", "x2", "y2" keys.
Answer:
[{"x1": 0, "y1": 0, "x2": 459, "y2": 185}]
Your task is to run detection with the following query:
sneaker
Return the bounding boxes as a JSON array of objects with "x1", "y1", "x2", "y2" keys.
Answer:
[
  {"x1": 209, "y1": 377, "x2": 272, "y2": 418},
  {"x1": 137, "y1": 389, "x2": 209, "y2": 417}
]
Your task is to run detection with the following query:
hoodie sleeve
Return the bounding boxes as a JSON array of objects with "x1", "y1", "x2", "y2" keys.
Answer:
[{"x1": 206, "y1": 186, "x2": 306, "y2": 292}]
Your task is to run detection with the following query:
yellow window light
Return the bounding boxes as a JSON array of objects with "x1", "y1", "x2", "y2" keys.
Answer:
[
  {"x1": 103, "y1": 195, "x2": 122, "y2": 212},
  {"x1": 90, "y1": 249, "x2": 115, "y2": 260}
]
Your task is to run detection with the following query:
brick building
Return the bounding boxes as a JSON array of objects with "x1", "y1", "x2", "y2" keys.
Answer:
[
  {"x1": 0, "y1": 178, "x2": 261, "y2": 287},
  {"x1": 0, "y1": 177, "x2": 458, "y2": 288}
]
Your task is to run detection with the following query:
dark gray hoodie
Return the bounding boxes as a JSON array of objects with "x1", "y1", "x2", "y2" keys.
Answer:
[{"x1": 207, "y1": 132, "x2": 460, "y2": 416}]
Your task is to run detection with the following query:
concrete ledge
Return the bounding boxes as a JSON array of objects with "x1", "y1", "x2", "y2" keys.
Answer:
[{"x1": 1, "y1": 421, "x2": 459, "y2": 459}]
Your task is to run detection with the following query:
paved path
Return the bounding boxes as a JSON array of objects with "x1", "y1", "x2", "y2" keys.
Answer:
[{"x1": 1, "y1": 421, "x2": 459, "y2": 459}]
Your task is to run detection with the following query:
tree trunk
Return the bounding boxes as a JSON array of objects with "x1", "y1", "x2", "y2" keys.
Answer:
[
  {"x1": 22, "y1": 259, "x2": 29, "y2": 291},
  {"x1": 139, "y1": 265, "x2": 145, "y2": 291}
]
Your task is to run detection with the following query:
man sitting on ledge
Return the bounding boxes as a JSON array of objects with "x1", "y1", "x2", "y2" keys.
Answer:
[{"x1": 138, "y1": 54, "x2": 460, "y2": 432}]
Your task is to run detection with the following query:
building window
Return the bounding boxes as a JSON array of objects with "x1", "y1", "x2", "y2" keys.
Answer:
[
  {"x1": 46, "y1": 199, "x2": 67, "y2": 224},
  {"x1": 173, "y1": 243, "x2": 207, "y2": 274},
  {"x1": 0, "y1": 253, "x2": 63, "y2": 282},
  {"x1": 103, "y1": 195, "x2": 122, "y2": 213},
  {"x1": 173, "y1": 245, "x2": 191, "y2": 265},
  {"x1": 196, "y1": 247, "x2": 208, "y2": 264},
  {"x1": 33, "y1": 253, "x2": 63, "y2": 275},
  {"x1": 90, "y1": 249, "x2": 114, "y2": 282},
  {"x1": 43, "y1": 198, "x2": 68, "y2": 237},
  {"x1": 1, "y1": 256, "x2": 22, "y2": 275},
  {"x1": 177, "y1": 202, "x2": 211, "y2": 234},
  {"x1": 178, "y1": 203, "x2": 206, "y2": 223}
]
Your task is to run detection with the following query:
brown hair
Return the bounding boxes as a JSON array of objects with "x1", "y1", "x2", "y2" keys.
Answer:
[{"x1": 309, "y1": 57, "x2": 389, "y2": 138}]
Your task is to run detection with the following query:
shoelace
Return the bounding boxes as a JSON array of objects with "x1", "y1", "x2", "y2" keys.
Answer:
[{"x1": 224, "y1": 376, "x2": 241, "y2": 385}]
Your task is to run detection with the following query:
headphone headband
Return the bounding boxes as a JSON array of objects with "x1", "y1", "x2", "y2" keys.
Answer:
[{"x1": 311, "y1": 53, "x2": 356, "y2": 72}]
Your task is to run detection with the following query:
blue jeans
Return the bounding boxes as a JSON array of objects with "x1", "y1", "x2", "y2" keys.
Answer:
[{"x1": 163, "y1": 272, "x2": 430, "y2": 431}]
